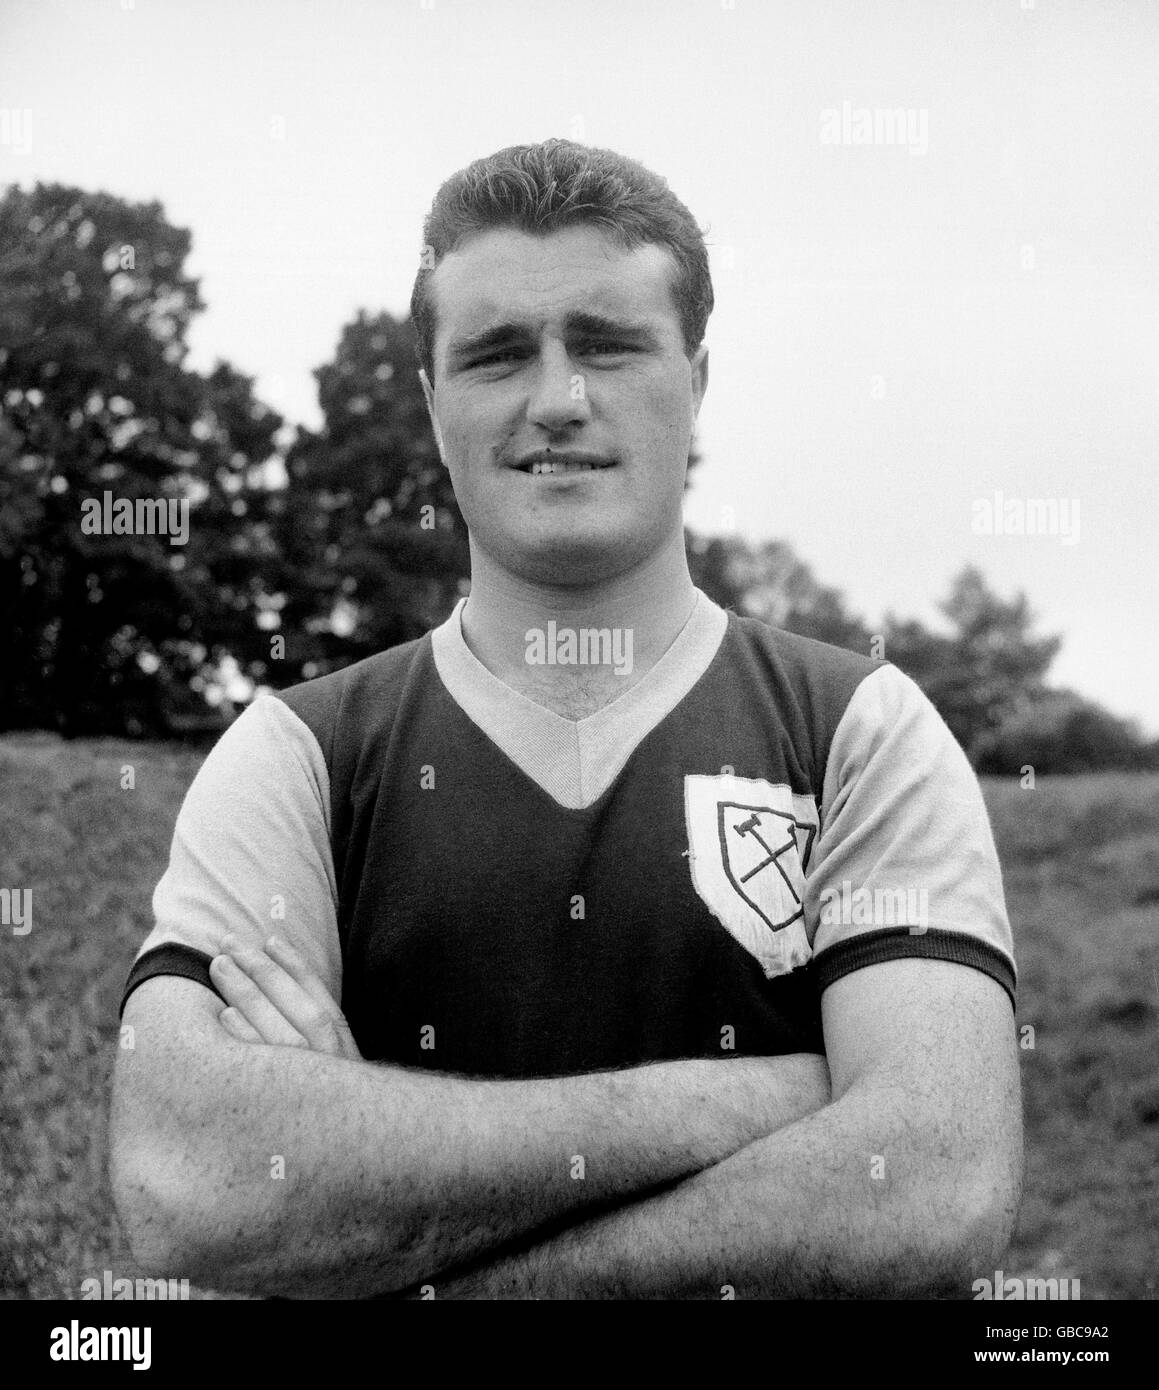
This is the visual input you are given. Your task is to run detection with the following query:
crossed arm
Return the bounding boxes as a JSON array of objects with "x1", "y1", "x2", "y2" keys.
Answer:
[{"x1": 110, "y1": 936, "x2": 1022, "y2": 1299}]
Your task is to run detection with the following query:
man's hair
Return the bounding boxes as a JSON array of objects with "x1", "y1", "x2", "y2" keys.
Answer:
[{"x1": 410, "y1": 139, "x2": 714, "y2": 382}]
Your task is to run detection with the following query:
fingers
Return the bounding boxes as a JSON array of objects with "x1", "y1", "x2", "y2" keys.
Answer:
[
  {"x1": 218, "y1": 1006, "x2": 262, "y2": 1043},
  {"x1": 263, "y1": 935, "x2": 341, "y2": 1014},
  {"x1": 211, "y1": 935, "x2": 361, "y2": 1060},
  {"x1": 210, "y1": 951, "x2": 310, "y2": 1049},
  {"x1": 265, "y1": 935, "x2": 362, "y2": 1061}
]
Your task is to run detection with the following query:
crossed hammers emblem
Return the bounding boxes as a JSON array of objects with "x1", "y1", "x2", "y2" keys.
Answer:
[{"x1": 730, "y1": 809, "x2": 803, "y2": 908}]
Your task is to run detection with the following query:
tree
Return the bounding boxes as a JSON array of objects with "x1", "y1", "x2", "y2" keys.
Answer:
[
  {"x1": 885, "y1": 566, "x2": 1061, "y2": 760},
  {"x1": 272, "y1": 311, "x2": 468, "y2": 681},
  {"x1": 0, "y1": 183, "x2": 283, "y2": 736}
]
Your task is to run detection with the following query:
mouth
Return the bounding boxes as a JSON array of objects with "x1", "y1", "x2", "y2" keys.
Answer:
[{"x1": 510, "y1": 451, "x2": 617, "y2": 477}]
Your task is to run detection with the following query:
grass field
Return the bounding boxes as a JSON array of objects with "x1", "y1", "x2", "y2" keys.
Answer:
[{"x1": 1, "y1": 732, "x2": 1155, "y2": 1299}]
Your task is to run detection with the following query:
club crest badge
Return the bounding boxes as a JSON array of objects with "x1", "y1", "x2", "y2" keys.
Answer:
[{"x1": 684, "y1": 773, "x2": 819, "y2": 978}]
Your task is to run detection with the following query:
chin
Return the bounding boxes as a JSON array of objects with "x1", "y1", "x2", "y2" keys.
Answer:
[{"x1": 517, "y1": 536, "x2": 654, "y2": 589}]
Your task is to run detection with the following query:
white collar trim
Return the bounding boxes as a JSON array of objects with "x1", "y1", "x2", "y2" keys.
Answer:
[{"x1": 430, "y1": 589, "x2": 729, "y2": 809}]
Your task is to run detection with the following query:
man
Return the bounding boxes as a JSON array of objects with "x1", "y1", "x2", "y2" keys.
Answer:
[{"x1": 110, "y1": 139, "x2": 1022, "y2": 1299}]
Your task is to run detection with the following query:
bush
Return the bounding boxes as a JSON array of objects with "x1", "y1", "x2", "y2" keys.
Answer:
[{"x1": 976, "y1": 690, "x2": 1156, "y2": 774}]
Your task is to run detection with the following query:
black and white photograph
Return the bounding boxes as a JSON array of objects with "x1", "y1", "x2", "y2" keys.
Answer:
[{"x1": 0, "y1": 0, "x2": 1154, "y2": 1358}]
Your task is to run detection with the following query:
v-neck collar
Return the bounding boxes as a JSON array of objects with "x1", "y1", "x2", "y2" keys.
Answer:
[{"x1": 430, "y1": 588, "x2": 729, "y2": 809}]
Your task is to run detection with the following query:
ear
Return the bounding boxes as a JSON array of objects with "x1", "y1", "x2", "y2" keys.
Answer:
[
  {"x1": 418, "y1": 368, "x2": 446, "y2": 465},
  {"x1": 689, "y1": 343, "x2": 709, "y2": 420}
]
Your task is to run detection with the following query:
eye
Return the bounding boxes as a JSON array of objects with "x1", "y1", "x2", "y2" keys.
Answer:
[
  {"x1": 580, "y1": 341, "x2": 632, "y2": 357},
  {"x1": 472, "y1": 347, "x2": 526, "y2": 368}
]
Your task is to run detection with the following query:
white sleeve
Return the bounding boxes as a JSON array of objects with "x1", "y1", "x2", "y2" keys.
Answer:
[
  {"x1": 132, "y1": 693, "x2": 341, "y2": 999},
  {"x1": 805, "y1": 663, "x2": 1016, "y2": 1004}
]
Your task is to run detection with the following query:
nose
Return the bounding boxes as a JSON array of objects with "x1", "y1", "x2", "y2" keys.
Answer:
[{"x1": 525, "y1": 341, "x2": 592, "y2": 433}]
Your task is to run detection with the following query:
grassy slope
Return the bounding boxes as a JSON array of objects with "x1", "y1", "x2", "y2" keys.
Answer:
[
  {"x1": 1, "y1": 735, "x2": 1155, "y2": 1299},
  {"x1": 982, "y1": 774, "x2": 1159, "y2": 1298}
]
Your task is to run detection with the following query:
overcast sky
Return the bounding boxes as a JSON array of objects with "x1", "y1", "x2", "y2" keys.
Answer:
[{"x1": 3, "y1": 0, "x2": 1156, "y2": 733}]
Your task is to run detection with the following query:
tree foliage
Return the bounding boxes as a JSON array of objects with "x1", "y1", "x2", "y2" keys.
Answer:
[
  {"x1": 884, "y1": 566, "x2": 1062, "y2": 760},
  {"x1": 270, "y1": 310, "x2": 468, "y2": 682},
  {"x1": 0, "y1": 183, "x2": 282, "y2": 736}
]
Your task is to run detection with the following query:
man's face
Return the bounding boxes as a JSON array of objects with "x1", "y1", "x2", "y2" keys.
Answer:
[{"x1": 420, "y1": 224, "x2": 708, "y2": 587}]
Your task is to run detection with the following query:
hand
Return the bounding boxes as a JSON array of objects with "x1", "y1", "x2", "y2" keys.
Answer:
[{"x1": 209, "y1": 934, "x2": 362, "y2": 1061}]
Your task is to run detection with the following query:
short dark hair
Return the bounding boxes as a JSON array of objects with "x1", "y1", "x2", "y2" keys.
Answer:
[{"x1": 410, "y1": 139, "x2": 714, "y2": 382}]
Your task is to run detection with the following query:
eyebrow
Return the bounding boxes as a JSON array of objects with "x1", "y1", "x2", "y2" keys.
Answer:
[{"x1": 446, "y1": 312, "x2": 661, "y2": 366}]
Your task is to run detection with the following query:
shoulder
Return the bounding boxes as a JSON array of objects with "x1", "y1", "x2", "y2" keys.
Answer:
[
  {"x1": 271, "y1": 636, "x2": 430, "y2": 763},
  {"x1": 724, "y1": 610, "x2": 879, "y2": 687},
  {"x1": 719, "y1": 609, "x2": 885, "y2": 767}
]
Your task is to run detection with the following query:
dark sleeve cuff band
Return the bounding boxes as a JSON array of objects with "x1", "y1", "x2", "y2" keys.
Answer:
[
  {"x1": 119, "y1": 943, "x2": 224, "y2": 1017},
  {"x1": 812, "y1": 928, "x2": 1017, "y2": 1009},
  {"x1": 120, "y1": 931, "x2": 1017, "y2": 1022}
]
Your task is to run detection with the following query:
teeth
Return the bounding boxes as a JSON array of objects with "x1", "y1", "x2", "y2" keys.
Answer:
[{"x1": 529, "y1": 461, "x2": 600, "y2": 475}]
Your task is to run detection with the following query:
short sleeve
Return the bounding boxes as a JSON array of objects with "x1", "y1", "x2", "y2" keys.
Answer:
[
  {"x1": 119, "y1": 694, "x2": 340, "y2": 1015},
  {"x1": 805, "y1": 663, "x2": 1016, "y2": 1007}
]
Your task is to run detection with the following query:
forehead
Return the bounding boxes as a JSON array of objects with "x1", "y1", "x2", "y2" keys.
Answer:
[{"x1": 428, "y1": 224, "x2": 682, "y2": 345}]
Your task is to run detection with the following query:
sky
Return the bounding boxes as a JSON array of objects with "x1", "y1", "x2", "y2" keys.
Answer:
[{"x1": 2, "y1": 0, "x2": 1156, "y2": 733}]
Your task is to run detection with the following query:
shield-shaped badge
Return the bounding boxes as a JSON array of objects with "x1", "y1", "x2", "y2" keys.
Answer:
[{"x1": 684, "y1": 774, "x2": 819, "y2": 978}]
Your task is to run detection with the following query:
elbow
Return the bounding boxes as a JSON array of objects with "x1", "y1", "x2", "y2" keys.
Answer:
[
  {"x1": 957, "y1": 1170, "x2": 1022, "y2": 1280},
  {"x1": 111, "y1": 1146, "x2": 196, "y2": 1279},
  {"x1": 863, "y1": 1147, "x2": 1023, "y2": 1298},
  {"x1": 924, "y1": 1159, "x2": 1023, "y2": 1296},
  {"x1": 111, "y1": 1142, "x2": 253, "y2": 1288}
]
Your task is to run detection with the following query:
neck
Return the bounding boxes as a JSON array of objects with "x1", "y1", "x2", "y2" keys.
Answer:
[{"x1": 460, "y1": 530, "x2": 698, "y2": 693}]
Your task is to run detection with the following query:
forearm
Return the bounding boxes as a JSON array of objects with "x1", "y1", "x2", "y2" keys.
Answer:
[
  {"x1": 418, "y1": 1072, "x2": 1019, "y2": 1300},
  {"x1": 112, "y1": 988, "x2": 830, "y2": 1297}
]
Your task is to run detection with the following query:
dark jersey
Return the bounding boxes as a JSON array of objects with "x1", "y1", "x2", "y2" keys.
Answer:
[{"x1": 121, "y1": 591, "x2": 1015, "y2": 1077}]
